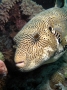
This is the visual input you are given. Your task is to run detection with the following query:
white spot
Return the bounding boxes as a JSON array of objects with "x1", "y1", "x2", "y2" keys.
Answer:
[{"x1": 42, "y1": 46, "x2": 54, "y2": 61}]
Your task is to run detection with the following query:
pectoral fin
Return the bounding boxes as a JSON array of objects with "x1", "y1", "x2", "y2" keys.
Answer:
[{"x1": 44, "y1": 48, "x2": 66, "y2": 64}]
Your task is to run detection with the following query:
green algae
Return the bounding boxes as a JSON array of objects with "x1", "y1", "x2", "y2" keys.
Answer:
[{"x1": 0, "y1": 52, "x2": 4, "y2": 61}]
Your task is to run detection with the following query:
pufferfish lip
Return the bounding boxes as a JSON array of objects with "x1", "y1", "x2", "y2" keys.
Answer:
[{"x1": 16, "y1": 61, "x2": 25, "y2": 68}]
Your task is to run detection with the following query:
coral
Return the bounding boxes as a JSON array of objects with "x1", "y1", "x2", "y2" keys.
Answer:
[
  {"x1": 0, "y1": 0, "x2": 16, "y2": 33},
  {"x1": 0, "y1": 60, "x2": 8, "y2": 75},
  {"x1": 49, "y1": 72, "x2": 65, "y2": 90},
  {"x1": 20, "y1": 0, "x2": 44, "y2": 19},
  {"x1": 0, "y1": 0, "x2": 44, "y2": 35},
  {"x1": 0, "y1": 0, "x2": 24, "y2": 35},
  {"x1": 0, "y1": 52, "x2": 4, "y2": 61},
  {"x1": 0, "y1": 35, "x2": 13, "y2": 51}
]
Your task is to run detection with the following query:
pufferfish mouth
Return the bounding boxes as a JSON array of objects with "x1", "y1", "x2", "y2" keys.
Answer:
[{"x1": 16, "y1": 61, "x2": 25, "y2": 68}]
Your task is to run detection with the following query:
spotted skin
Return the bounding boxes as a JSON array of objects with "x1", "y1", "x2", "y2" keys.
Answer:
[{"x1": 14, "y1": 6, "x2": 67, "y2": 71}]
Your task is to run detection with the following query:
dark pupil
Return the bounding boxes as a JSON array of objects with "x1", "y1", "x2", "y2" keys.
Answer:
[
  {"x1": 34, "y1": 33, "x2": 39, "y2": 41},
  {"x1": 49, "y1": 27, "x2": 52, "y2": 32}
]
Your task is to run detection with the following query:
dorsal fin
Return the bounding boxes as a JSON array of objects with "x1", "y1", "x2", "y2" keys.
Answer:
[
  {"x1": 64, "y1": 0, "x2": 67, "y2": 7},
  {"x1": 55, "y1": 0, "x2": 57, "y2": 7},
  {"x1": 55, "y1": 0, "x2": 64, "y2": 8}
]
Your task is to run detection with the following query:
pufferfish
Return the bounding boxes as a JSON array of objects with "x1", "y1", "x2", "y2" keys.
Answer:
[{"x1": 14, "y1": 0, "x2": 67, "y2": 72}]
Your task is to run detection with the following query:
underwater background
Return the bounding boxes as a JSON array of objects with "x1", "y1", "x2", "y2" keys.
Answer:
[{"x1": 0, "y1": 0, "x2": 67, "y2": 90}]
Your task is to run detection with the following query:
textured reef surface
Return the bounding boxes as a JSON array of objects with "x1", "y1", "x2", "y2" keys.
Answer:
[{"x1": 0, "y1": 0, "x2": 67, "y2": 90}]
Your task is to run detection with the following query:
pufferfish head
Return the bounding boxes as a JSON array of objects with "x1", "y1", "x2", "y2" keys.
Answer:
[{"x1": 14, "y1": 7, "x2": 67, "y2": 72}]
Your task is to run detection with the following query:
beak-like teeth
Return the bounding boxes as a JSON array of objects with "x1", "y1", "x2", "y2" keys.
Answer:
[{"x1": 16, "y1": 61, "x2": 25, "y2": 68}]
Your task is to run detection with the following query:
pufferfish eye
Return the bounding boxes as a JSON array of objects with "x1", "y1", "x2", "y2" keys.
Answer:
[
  {"x1": 48, "y1": 26, "x2": 61, "y2": 43},
  {"x1": 49, "y1": 26, "x2": 52, "y2": 32}
]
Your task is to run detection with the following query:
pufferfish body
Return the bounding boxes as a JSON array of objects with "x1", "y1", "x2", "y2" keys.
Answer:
[{"x1": 14, "y1": 0, "x2": 67, "y2": 71}]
